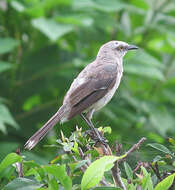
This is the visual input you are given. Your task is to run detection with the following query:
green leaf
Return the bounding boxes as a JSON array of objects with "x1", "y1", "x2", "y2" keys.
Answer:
[
  {"x1": 0, "y1": 153, "x2": 22, "y2": 173},
  {"x1": 147, "y1": 143, "x2": 172, "y2": 155},
  {"x1": 0, "y1": 38, "x2": 19, "y2": 54},
  {"x1": 44, "y1": 164, "x2": 72, "y2": 190},
  {"x1": 81, "y1": 155, "x2": 124, "y2": 190},
  {"x1": 155, "y1": 173, "x2": 175, "y2": 190},
  {"x1": 0, "y1": 104, "x2": 19, "y2": 134},
  {"x1": 0, "y1": 61, "x2": 12, "y2": 73},
  {"x1": 22, "y1": 152, "x2": 48, "y2": 165},
  {"x1": 48, "y1": 174, "x2": 58, "y2": 190},
  {"x1": 56, "y1": 14, "x2": 93, "y2": 27},
  {"x1": 93, "y1": 188, "x2": 122, "y2": 190},
  {"x1": 124, "y1": 162, "x2": 133, "y2": 180},
  {"x1": 150, "y1": 111, "x2": 174, "y2": 136},
  {"x1": 129, "y1": 50, "x2": 164, "y2": 68},
  {"x1": 125, "y1": 50, "x2": 165, "y2": 81},
  {"x1": 168, "y1": 137, "x2": 175, "y2": 146},
  {"x1": 0, "y1": 165, "x2": 15, "y2": 180},
  {"x1": 69, "y1": 160, "x2": 88, "y2": 172},
  {"x1": 73, "y1": 0, "x2": 125, "y2": 12},
  {"x1": 10, "y1": 1, "x2": 25, "y2": 12},
  {"x1": 153, "y1": 155, "x2": 162, "y2": 163},
  {"x1": 0, "y1": 142, "x2": 19, "y2": 161},
  {"x1": 2, "y1": 178, "x2": 42, "y2": 190},
  {"x1": 124, "y1": 63, "x2": 164, "y2": 81},
  {"x1": 25, "y1": 168, "x2": 42, "y2": 181},
  {"x1": 103, "y1": 126, "x2": 112, "y2": 134},
  {"x1": 141, "y1": 167, "x2": 154, "y2": 190},
  {"x1": 31, "y1": 17, "x2": 73, "y2": 41}
]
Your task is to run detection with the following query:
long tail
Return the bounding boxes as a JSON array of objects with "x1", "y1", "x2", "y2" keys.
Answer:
[{"x1": 24, "y1": 105, "x2": 66, "y2": 150}]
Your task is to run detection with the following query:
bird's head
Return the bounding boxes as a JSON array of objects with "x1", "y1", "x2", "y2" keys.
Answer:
[{"x1": 97, "y1": 40, "x2": 138, "y2": 59}]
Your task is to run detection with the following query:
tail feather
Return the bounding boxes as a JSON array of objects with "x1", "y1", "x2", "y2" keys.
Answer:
[{"x1": 24, "y1": 106, "x2": 65, "y2": 150}]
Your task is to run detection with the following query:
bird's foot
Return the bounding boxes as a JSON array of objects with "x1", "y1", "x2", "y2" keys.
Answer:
[{"x1": 86, "y1": 128, "x2": 108, "y2": 145}]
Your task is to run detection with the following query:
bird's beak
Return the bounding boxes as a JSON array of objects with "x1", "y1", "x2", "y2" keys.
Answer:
[{"x1": 128, "y1": 44, "x2": 138, "y2": 50}]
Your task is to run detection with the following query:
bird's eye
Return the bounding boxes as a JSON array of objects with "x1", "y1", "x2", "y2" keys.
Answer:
[{"x1": 119, "y1": 46, "x2": 123, "y2": 50}]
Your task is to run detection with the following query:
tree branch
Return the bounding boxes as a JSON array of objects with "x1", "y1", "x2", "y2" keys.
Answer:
[
  {"x1": 112, "y1": 137, "x2": 146, "y2": 189},
  {"x1": 16, "y1": 148, "x2": 23, "y2": 177},
  {"x1": 119, "y1": 137, "x2": 146, "y2": 163}
]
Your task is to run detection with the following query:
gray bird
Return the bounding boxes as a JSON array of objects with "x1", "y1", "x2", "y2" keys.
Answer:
[{"x1": 24, "y1": 40, "x2": 138, "y2": 150}]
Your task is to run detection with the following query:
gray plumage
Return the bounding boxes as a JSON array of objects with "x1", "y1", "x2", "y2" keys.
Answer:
[{"x1": 24, "y1": 40, "x2": 138, "y2": 150}]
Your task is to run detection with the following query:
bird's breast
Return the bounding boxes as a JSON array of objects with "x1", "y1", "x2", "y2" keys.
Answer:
[{"x1": 91, "y1": 71, "x2": 123, "y2": 111}]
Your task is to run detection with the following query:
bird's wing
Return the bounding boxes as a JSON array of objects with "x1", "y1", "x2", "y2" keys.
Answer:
[{"x1": 64, "y1": 63, "x2": 118, "y2": 119}]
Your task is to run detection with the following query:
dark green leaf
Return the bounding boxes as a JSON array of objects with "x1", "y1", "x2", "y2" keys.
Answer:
[
  {"x1": 31, "y1": 18, "x2": 73, "y2": 41},
  {"x1": 10, "y1": 1, "x2": 25, "y2": 12},
  {"x1": 0, "y1": 62, "x2": 12, "y2": 73},
  {"x1": 147, "y1": 143, "x2": 172, "y2": 155},
  {"x1": 44, "y1": 164, "x2": 72, "y2": 190},
  {"x1": 0, "y1": 104, "x2": 19, "y2": 134},
  {"x1": 0, "y1": 38, "x2": 19, "y2": 54},
  {"x1": 124, "y1": 162, "x2": 133, "y2": 180},
  {"x1": 93, "y1": 188, "x2": 122, "y2": 190},
  {"x1": 3, "y1": 178, "x2": 42, "y2": 190},
  {"x1": 73, "y1": 0, "x2": 125, "y2": 12}
]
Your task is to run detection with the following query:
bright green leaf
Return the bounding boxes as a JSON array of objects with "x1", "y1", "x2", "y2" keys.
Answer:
[
  {"x1": 48, "y1": 174, "x2": 58, "y2": 190},
  {"x1": 103, "y1": 126, "x2": 112, "y2": 134},
  {"x1": 81, "y1": 155, "x2": 124, "y2": 190},
  {"x1": 155, "y1": 173, "x2": 175, "y2": 190},
  {"x1": 0, "y1": 153, "x2": 22, "y2": 173},
  {"x1": 141, "y1": 167, "x2": 154, "y2": 190}
]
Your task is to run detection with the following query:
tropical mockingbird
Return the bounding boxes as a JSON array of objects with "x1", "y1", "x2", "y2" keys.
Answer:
[{"x1": 24, "y1": 40, "x2": 138, "y2": 150}]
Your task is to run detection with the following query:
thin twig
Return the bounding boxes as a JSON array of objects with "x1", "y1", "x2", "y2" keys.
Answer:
[
  {"x1": 111, "y1": 138, "x2": 146, "y2": 190},
  {"x1": 112, "y1": 162, "x2": 127, "y2": 190},
  {"x1": 16, "y1": 148, "x2": 23, "y2": 177},
  {"x1": 119, "y1": 137, "x2": 146, "y2": 163},
  {"x1": 149, "y1": 162, "x2": 162, "y2": 181},
  {"x1": 134, "y1": 162, "x2": 142, "y2": 173},
  {"x1": 155, "y1": 162, "x2": 162, "y2": 180},
  {"x1": 111, "y1": 142, "x2": 126, "y2": 190}
]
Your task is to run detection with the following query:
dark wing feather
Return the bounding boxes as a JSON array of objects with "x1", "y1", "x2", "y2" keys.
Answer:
[
  {"x1": 67, "y1": 76, "x2": 117, "y2": 119},
  {"x1": 62, "y1": 62, "x2": 118, "y2": 119},
  {"x1": 69, "y1": 77, "x2": 114, "y2": 106}
]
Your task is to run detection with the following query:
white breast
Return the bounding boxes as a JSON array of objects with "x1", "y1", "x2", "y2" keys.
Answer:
[{"x1": 92, "y1": 72, "x2": 123, "y2": 111}]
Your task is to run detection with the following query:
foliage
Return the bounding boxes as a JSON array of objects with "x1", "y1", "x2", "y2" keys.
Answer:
[
  {"x1": 81, "y1": 155, "x2": 120, "y2": 190},
  {"x1": 0, "y1": 0, "x2": 175, "y2": 189},
  {"x1": 1, "y1": 129, "x2": 175, "y2": 189}
]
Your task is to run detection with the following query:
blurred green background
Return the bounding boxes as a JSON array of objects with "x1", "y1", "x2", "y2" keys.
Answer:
[{"x1": 0, "y1": 0, "x2": 175, "y2": 162}]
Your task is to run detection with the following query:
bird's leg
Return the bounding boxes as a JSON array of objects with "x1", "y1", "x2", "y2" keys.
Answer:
[{"x1": 80, "y1": 113, "x2": 106, "y2": 143}]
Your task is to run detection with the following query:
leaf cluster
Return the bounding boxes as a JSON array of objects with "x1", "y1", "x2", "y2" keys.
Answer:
[{"x1": 1, "y1": 128, "x2": 175, "y2": 190}]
